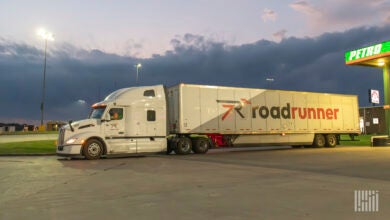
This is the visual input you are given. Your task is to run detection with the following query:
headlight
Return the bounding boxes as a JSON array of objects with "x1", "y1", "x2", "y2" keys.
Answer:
[{"x1": 66, "y1": 138, "x2": 78, "y2": 144}]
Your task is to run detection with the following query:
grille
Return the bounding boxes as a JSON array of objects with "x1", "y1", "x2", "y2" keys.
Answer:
[{"x1": 58, "y1": 128, "x2": 65, "y2": 146}]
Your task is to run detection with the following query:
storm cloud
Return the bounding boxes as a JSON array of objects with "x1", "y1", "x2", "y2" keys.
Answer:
[{"x1": 1, "y1": 25, "x2": 389, "y2": 124}]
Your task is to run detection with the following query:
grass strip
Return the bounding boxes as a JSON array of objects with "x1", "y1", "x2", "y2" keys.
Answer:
[
  {"x1": 0, "y1": 140, "x2": 56, "y2": 154},
  {"x1": 339, "y1": 134, "x2": 372, "y2": 146},
  {"x1": 0, "y1": 131, "x2": 58, "y2": 136}
]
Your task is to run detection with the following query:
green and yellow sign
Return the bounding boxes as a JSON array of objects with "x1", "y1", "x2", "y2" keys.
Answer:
[
  {"x1": 345, "y1": 41, "x2": 390, "y2": 65},
  {"x1": 345, "y1": 40, "x2": 390, "y2": 135}
]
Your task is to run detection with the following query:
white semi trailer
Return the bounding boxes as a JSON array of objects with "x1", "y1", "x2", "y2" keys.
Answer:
[{"x1": 57, "y1": 84, "x2": 360, "y2": 159}]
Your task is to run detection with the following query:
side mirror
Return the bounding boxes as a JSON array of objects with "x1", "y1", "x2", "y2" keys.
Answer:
[{"x1": 68, "y1": 120, "x2": 74, "y2": 132}]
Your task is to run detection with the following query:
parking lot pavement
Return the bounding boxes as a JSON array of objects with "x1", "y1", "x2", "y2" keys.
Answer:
[{"x1": 0, "y1": 146, "x2": 390, "y2": 219}]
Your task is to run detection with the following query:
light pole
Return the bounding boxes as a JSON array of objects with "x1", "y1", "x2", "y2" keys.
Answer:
[
  {"x1": 135, "y1": 63, "x2": 142, "y2": 85},
  {"x1": 266, "y1": 78, "x2": 274, "y2": 89},
  {"x1": 37, "y1": 29, "x2": 54, "y2": 128}
]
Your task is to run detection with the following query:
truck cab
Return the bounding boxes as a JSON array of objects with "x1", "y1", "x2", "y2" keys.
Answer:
[{"x1": 57, "y1": 85, "x2": 167, "y2": 159}]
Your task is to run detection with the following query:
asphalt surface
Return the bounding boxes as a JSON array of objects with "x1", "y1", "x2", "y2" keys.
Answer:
[{"x1": 0, "y1": 146, "x2": 390, "y2": 220}]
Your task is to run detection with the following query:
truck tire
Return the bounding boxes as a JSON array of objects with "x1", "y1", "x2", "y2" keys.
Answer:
[
  {"x1": 192, "y1": 138, "x2": 209, "y2": 154},
  {"x1": 312, "y1": 134, "x2": 325, "y2": 148},
  {"x1": 83, "y1": 139, "x2": 103, "y2": 160},
  {"x1": 174, "y1": 137, "x2": 192, "y2": 155},
  {"x1": 325, "y1": 134, "x2": 337, "y2": 148}
]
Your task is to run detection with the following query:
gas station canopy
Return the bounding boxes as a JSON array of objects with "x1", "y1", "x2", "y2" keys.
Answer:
[
  {"x1": 345, "y1": 40, "x2": 390, "y2": 67},
  {"x1": 345, "y1": 40, "x2": 390, "y2": 136}
]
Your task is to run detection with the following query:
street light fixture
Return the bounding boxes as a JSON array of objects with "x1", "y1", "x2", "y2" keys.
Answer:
[
  {"x1": 135, "y1": 63, "x2": 142, "y2": 85},
  {"x1": 266, "y1": 77, "x2": 275, "y2": 89},
  {"x1": 37, "y1": 28, "x2": 54, "y2": 128}
]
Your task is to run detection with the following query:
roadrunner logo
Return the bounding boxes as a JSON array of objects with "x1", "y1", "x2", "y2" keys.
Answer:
[
  {"x1": 217, "y1": 100, "x2": 340, "y2": 121},
  {"x1": 217, "y1": 99, "x2": 251, "y2": 120}
]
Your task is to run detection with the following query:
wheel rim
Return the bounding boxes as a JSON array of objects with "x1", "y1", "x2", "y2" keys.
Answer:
[
  {"x1": 315, "y1": 135, "x2": 325, "y2": 147},
  {"x1": 327, "y1": 135, "x2": 337, "y2": 147},
  {"x1": 329, "y1": 137, "x2": 336, "y2": 145},
  {"x1": 199, "y1": 140, "x2": 208, "y2": 151},
  {"x1": 88, "y1": 142, "x2": 101, "y2": 157},
  {"x1": 179, "y1": 140, "x2": 190, "y2": 151}
]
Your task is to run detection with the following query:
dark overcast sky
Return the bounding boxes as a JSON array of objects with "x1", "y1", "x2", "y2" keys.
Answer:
[{"x1": 1, "y1": 25, "x2": 389, "y2": 124}]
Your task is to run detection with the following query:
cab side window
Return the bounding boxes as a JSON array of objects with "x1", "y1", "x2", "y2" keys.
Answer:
[
  {"x1": 147, "y1": 110, "x2": 156, "y2": 121},
  {"x1": 144, "y1": 90, "x2": 155, "y2": 97},
  {"x1": 109, "y1": 108, "x2": 123, "y2": 120}
]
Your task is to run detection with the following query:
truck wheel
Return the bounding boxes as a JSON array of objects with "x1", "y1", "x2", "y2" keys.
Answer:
[
  {"x1": 192, "y1": 138, "x2": 209, "y2": 154},
  {"x1": 83, "y1": 139, "x2": 103, "y2": 160},
  {"x1": 174, "y1": 137, "x2": 192, "y2": 155},
  {"x1": 312, "y1": 134, "x2": 325, "y2": 148},
  {"x1": 325, "y1": 134, "x2": 337, "y2": 148}
]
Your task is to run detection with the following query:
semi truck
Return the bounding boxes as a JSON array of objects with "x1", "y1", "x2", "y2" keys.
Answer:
[{"x1": 56, "y1": 84, "x2": 360, "y2": 159}]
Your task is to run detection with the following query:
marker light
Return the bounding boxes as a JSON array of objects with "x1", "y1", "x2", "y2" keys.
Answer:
[{"x1": 92, "y1": 103, "x2": 107, "y2": 108}]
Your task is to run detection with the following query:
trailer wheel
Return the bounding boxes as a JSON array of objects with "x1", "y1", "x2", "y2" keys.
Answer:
[
  {"x1": 83, "y1": 139, "x2": 103, "y2": 160},
  {"x1": 312, "y1": 134, "x2": 325, "y2": 148},
  {"x1": 192, "y1": 138, "x2": 209, "y2": 154},
  {"x1": 174, "y1": 137, "x2": 192, "y2": 155},
  {"x1": 325, "y1": 134, "x2": 337, "y2": 148}
]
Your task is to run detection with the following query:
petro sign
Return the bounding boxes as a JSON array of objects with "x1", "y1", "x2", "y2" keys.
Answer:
[{"x1": 345, "y1": 41, "x2": 390, "y2": 64}]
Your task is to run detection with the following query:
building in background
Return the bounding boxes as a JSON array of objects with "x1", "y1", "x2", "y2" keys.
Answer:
[
  {"x1": 359, "y1": 106, "x2": 386, "y2": 134},
  {"x1": 46, "y1": 121, "x2": 66, "y2": 131},
  {"x1": 0, "y1": 126, "x2": 16, "y2": 133}
]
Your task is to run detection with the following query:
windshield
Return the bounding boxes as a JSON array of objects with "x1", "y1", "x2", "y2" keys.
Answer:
[{"x1": 89, "y1": 107, "x2": 106, "y2": 119}]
